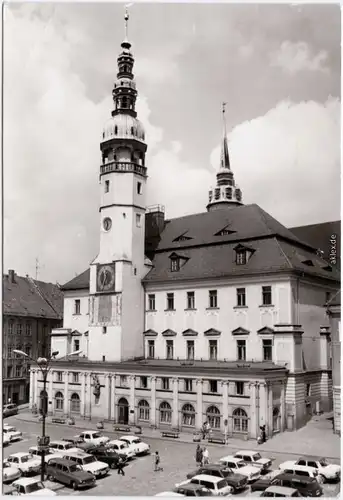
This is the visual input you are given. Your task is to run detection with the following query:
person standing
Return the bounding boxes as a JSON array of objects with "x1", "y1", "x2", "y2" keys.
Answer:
[
  {"x1": 117, "y1": 456, "x2": 125, "y2": 476},
  {"x1": 202, "y1": 447, "x2": 209, "y2": 465},
  {"x1": 195, "y1": 444, "x2": 203, "y2": 466},
  {"x1": 154, "y1": 451, "x2": 163, "y2": 471}
]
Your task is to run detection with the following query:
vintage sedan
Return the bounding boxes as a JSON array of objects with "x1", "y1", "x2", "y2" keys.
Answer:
[
  {"x1": 187, "y1": 464, "x2": 247, "y2": 493},
  {"x1": 11, "y1": 478, "x2": 56, "y2": 496},
  {"x1": 119, "y1": 436, "x2": 150, "y2": 456},
  {"x1": 2, "y1": 462, "x2": 22, "y2": 483},
  {"x1": 4, "y1": 453, "x2": 41, "y2": 476}
]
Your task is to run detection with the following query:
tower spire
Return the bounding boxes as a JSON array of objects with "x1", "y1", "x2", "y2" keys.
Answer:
[
  {"x1": 124, "y1": 8, "x2": 129, "y2": 41},
  {"x1": 206, "y1": 102, "x2": 243, "y2": 212}
]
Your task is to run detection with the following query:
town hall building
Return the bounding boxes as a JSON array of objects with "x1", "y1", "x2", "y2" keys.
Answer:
[{"x1": 30, "y1": 13, "x2": 340, "y2": 440}]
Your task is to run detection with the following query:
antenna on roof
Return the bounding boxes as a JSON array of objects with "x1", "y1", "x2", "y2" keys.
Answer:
[{"x1": 35, "y1": 257, "x2": 40, "y2": 280}]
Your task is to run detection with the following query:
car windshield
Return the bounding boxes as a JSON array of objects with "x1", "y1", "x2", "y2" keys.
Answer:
[
  {"x1": 26, "y1": 482, "x2": 44, "y2": 493},
  {"x1": 319, "y1": 459, "x2": 328, "y2": 467},
  {"x1": 92, "y1": 433, "x2": 102, "y2": 439},
  {"x1": 132, "y1": 439, "x2": 141, "y2": 444},
  {"x1": 20, "y1": 455, "x2": 31, "y2": 463},
  {"x1": 6, "y1": 427, "x2": 15, "y2": 432},
  {"x1": 237, "y1": 462, "x2": 245, "y2": 468},
  {"x1": 64, "y1": 443, "x2": 73, "y2": 449},
  {"x1": 83, "y1": 456, "x2": 96, "y2": 464},
  {"x1": 120, "y1": 443, "x2": 128, "y2": 449},
  {"x1": 253, "y1": 453, "x2": 262, "y2": 460},
  {"x1": 70, "y1": 464, "x2": 83, "y2": 472}
]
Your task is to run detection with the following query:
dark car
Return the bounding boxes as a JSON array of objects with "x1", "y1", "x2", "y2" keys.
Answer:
[
  {"x1": 174, "y1": 484, "x2": 213, "y2": 496},
  {"x1": 186, "y1": 464, "x2": 248, "y2": 493},
  {"x1": 62, "y1": 437, "x2": 99, "y2": 453},
  {"x1": 251, "y1": 472, "x2": 323, "y2": 497},
  {"x1": 3, "y1": 404, "x2": 19, "y2": 418},
  {"x1": 46, "y1": 458, "x2": 96, "y2": 490},
  {"x1": 88, "y1": 446, "x2": 126, "y2": 469}
]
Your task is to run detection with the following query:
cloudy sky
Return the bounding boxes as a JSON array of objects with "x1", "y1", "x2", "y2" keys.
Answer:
[{"x1": 4, "y1": 2, "x2": 341, "y2": 284}]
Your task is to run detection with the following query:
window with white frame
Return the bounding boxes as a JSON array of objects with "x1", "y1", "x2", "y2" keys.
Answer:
[
  {"x1": 262, "y1": 286, "x2": 272, "y2": 305},
  {"x1": 159, "y1": 401, "x2": 172, "y2": 423},
  {"x1": 120, "y1": 375, "x2": 128, "y2": 387},
  {"x1": 236, "y1": 288, "x2": 246, "y2": 307},
  {"x1": 140, "y1": 376, "x2": 148, "y2": 389},
  {"x1": 56, "y1": 371, "x2": 63, "y2": 382},
  {"x1": 15, "y1": 365, "x2": 21, "y2": 377},
  {"x1": 148, "y1": 294, "x2": 156, "y2": 311},
  {"x1": 147, "y1": 340, "x2": 155, "y2": 359},
  {"x1": 166, "y1": 293, "x2": 174, "y2": 310},
  {"x1": 25, "y1": 322, "x2": 32, "y2": 336},
  {"x1": 187, "y1": 291, "x2": 195, "y2": 309},
  {"x1": 166, "y1": 340, "x2": 174, "y2": 360},
  {"x1": 72, "y1": 372, "x2": 79, "y2": 383},
  {"x1": 237, "y1": 340, "x2": 246, "y2": 361},
  {"x1": 263, "y1": 339, "x2": 273, "y2": 361},
  {"x1": 138, "y1": 399, "x2": 149, "y2": 421},
  {"x1": 17, "y1": 322, "x2": 22, "y2": 335},
  {"x1": 182, "y1": 403, "x2": 195, "y2": 426},
  {"x1": 161, "y1": 377, "x2": 170, "y2": 390},
  {"x1": 184, "y1": 379, "x2": 193, "y2": 392},
  {"x1": 209, "y1": 339, "x2": 218, "y2": 360},
  {"x1": 235, "y1": 381, "x2": 244, "y2": 395},
  {"x1": 73, "y1": 339, "x2": 80, "y2": 352},
  {"x1": 209, "y1": 290, "x2": 218, "y2": 308},
  {"x1": 74, "y1": 300, "x2": 81, "y2": 315},
  {"x1": 186, "y1": 340, "x2": 195, "y2": 360},
  {"x1": 236, "y1": 250, "x2": 247, "y2": 265},
  {"x1": 209, "y1": 380, "x2": 218, "y2": 393}
]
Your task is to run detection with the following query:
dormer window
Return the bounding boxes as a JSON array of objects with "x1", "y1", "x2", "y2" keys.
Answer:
[
  {"x1": 171, "y1": 257, "x2": 180, "y2": 272},
  {"x1": 236, "y1": 250, "x2": 247, "y2": 265}
]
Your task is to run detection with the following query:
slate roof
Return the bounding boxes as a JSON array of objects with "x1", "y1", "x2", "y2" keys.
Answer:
[
  {"x1": 289, "y1": 220, "x2": 340, "y2": 269},
  {"x1": 3, "y1": 272, "x2": 63, "y2": 319},
  {"x1": 61, "y1": 269, "x2": 90, "y2": 291}
]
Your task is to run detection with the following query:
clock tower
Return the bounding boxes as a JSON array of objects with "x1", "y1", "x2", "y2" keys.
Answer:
[{"x1": 88, "y1": 11, "x2": 149, "y2": 361}]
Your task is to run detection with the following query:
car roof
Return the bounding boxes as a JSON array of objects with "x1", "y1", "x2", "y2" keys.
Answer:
[
  {"x1": 200, "y1": 464, "x2": 227, "y2": 470},
  {"x1": 177, "y1": 484, "x2": 210, "y2": 491},
  {"x1": 9, "y1": 453, "x2": 32, "y2": 458},
  {"x1": 47, "y1": 458, "x2": 71, "y2": 465},
  {"x1": 220, "y1": 456, "x2": 241, "y2": 462},
  {"x1": 287, "y1": 464, "x2": 316, "y2": 471},
  {"x1": 235, "y1": 450, "x2": 259, "y2": 455},
  {"x1": 65, "y1": 450, "x2": 91, "y2": 457},
  {"x1": 278, "y1": 473, "x2": 315, "y2": 483},
  {"x1": 298, "y1": 456, "x2": 323, "y2": 462},
  {"x1": 109, "y1": 440, "x2": 125, "y2": 445},
  {"x1": 119, "y1": 435, "x2": 137, "y2": 440},
  {"x1": 50, "y1": 440, "x2": 70, "y2": 445},
  {"x1": 12, "y1": 478, "x2": 40, "y2": 486},
  {"x1": 264, "y1": 486, "x2": 298, "y2": 494},
  {"x1": 192, "y1": 474, "x2": 224, "y2": 483}
]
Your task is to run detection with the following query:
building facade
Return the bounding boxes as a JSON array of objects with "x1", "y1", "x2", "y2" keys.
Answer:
[
  {"x1": 30, "y1": 13, "x2": 340, "y2": 439},
  {"x1": 3, "y1": 270, "x2": 63, "y2": 405},
  {"x1": 326, "y1": 291, "x2": 341, "y2": 435}
]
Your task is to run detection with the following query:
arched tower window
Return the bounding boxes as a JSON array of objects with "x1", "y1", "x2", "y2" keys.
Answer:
[{"x1": 114, "y1": 126, "x2": 118, "y2": 135}]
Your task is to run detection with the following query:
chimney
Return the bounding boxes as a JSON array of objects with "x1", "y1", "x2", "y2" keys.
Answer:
[
  {"x1": 145, "y1": 205, "x2": 166, "y2": 260},
  {"x1": 8, "y1": 269, "x2": 16, "y2": 283}
]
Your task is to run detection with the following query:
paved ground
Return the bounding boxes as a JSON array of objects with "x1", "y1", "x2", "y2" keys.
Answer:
[{"x1": 2, "y1": 415, "x2": 341, "y2": 496}]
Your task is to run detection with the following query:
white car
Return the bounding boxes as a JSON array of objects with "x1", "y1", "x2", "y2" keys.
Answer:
[
  {"x1": 234, "y1": 450, "x2": 272, "y2": 472},
  {"x1": 11, "y1": 478, "x2": 56, "y2": 496},
  {"x1": 278, "y1": 461, "x2": 322, "y2": 481},
  {"x1": 3, "y1": 425, "x2": 22, "y2": 442},
  {"x1": 107, "y1": 439, "x2": 136, "y2": 459},
  {"x1": 5, "y1": 453, "x2": 41, "y2": 476},
  {"x1": 29, "y1": 446, "x2": 62, "y2": 462},
  {"x1": 3, "y1": 433, "x2": 10, "y2": 446},
  {"x1": 119, "y1": 436, "x2": 150, "y2": 456},
  {"x1": 63, "y1": 450, "x2": 109, "y2": 478},
  {"x1": 177, "y1": 474, "x2": 233, "y2": 496},
  {"x1": 2, "y1": 462, "x2": 22, "y2": 483},
  {"x1": 219, "y1": 456, "x2": 261, "y2": 482},
  {"x1": 78, "y1": 431, "x2": 110, "y2": 447},
  {"x1": 49, "y1": 440, "x2": 76, "y2": 453},
  {"x1": 291, "y1": 457, "x2": 340, "y2": 482},
  {"x1": 155, "y1": 493, "x2": 185, "y2": 497}
]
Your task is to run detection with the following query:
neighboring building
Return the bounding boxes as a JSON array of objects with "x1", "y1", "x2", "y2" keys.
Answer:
[
  {"x1": 326, "y1": 291, "x2": 341, "y2": 435},
  {"x1": 3, "y1": 270, "x2": 63, "y2": 405},
  {"x1": 30, "y1": 14, "x2": 340, "y2": 439}
]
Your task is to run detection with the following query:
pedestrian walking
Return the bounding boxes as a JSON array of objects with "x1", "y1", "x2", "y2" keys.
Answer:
[
  {"x1": 154, "y1": 451, "x2": 163, "y2": 472},
  {"x1": 117, "y1": 456, "x2": 125, "y2": 476},
  {"x1": 195, "y1": 444, "x2": 203, "y2": 466},
  {"x1": 202, "y1": 447, "x2": 209, "y2": 465}
]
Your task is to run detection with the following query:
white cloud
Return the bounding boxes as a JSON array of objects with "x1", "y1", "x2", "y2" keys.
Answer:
[
  {"x1": 270, "y1": 41, "x2": 329, "y2": 74},
  {"x1": 210, "y1": 98, "x2": 340, "y2": 226}
]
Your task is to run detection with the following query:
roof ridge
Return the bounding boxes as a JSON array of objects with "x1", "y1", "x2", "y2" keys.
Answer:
[
  {"x1": 274, "y1": 238, "x2": 293, "y2": 269},
  {"x1": 27, "y1": 276, "x2": 61, "y2": 318}
]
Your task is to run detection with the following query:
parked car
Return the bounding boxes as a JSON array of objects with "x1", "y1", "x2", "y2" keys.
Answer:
[
  {"x1": 78, "y1": 431, "x2": 110, "y2": 447},
  {"x1": 119, "y1": 436, "x2": 150, "y2": 456},
  {"x1": 3, "y1": 404, "x2": 18, "y2": 418},
  {"x1": 186, "y1": 464, "x2": 247, "y2": 493},
  {"x1": 173, "y1": 484, "x2": 214, "y2": 496},
  {"x1": 88, "y1": 446, "x2": 126, "y2": 469},
  {"x1": 3, "y1": 433, "x2": 10, "y2": 446},
  {"x1": 62, "y1": 437, "x2": 98, "y2": 453},
  {"x1": 290, "y1": 457, "x2": 340, "y2": 483},
  {"x1": 46, "y1": 457, "x2": 96, "y2": 490},
  {"x1": 251, "y1": 471, "x2": 323, "y2": 496},
  {"x1": 219, "y1": 456, "x2": 261, "y2": 482},
  {"x1": 106, "y1": 439, "x2": 135, "y2": 459},
  {"x1": 3, "y1": 426, "x2": 22, "y2": 442},
  {"x1": 234, "y1": 450, "x2": 272, "y2": 473},
  {"x1": 49, "y1": 440, "x2": 76, "y2": 453},
  {"x1": 261, "y1": 485, "x2": 301, "y2": 497},
  {"x1": 4, "y1": 453, "x2": 41, "y2": 476},
  {"x1": 2, "y1": 462, "x2": 22, "y2": 483},
  {"x1": 155, "y1": 493, "x2": 185, "y2": 497},
  {"x1": 11, "y1": 478, "x2": 56, "y2": 496},
  {"x1": 177, "y1": 474, "x2": 234, "y2": 496},
  {"x1": 63, "y1": 450, "x2": 109, "y2": 478},
  {"x1": 3, "y1": 484, "x2": 16, "y2": 495},
  {"x1": 278, "y1": 462, "x2": 322, "y2": 481},
  {"x1": 28, "y1": 446, "x2": 62, "y2": 463}
]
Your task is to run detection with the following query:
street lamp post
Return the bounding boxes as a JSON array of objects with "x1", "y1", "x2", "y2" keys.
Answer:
[{"x1": 13, "y1": 349, "x2": 82, "y2": 482}]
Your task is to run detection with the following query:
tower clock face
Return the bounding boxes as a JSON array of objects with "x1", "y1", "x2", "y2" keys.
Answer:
[
  {"x1": 97, "y1": 264, "x2": 115, "y2": 292},
  {"x1": 103, "y1": 217, "x2": 112, "y2": 231}
]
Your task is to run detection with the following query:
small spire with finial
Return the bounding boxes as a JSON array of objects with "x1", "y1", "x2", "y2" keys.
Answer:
[
  {"x1": 124, "y1": 7, "x2": 129, "y2": 41},
  {"x1": 220, "y1": 101, "x2": 230, "y2": 170}
]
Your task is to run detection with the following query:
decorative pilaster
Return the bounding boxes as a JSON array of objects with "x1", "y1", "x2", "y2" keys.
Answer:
[
  {"x1": 268, "y1": 382, "x2": 273, "y2": 437},
  {"x1": 105, "y1": 374, "x2": 111, "y2": 421},
  {"x1": 80, "y1": 372, "x2": 86, "y2": 417},
  {"x1": 64, "y1": 371, "x2": 69, "y2": 416},
  {"x1": 48, "y1": 373, "x2": 53, "y2": 416},
  {"x1": 84, "y1": 372, "x2": 91, "y2": 419},
  {"x1": 280, "y1": 380, "x2": 286, "y2": 432},
  {"x1": 172, "y1": 378, "x2": 179, "y2": 428},
  {"x1": 249, "y1": 382, "x2": 259, "y2": 438},
  {"x1": 196, "y1": 379, "x2": 203, "y2": 429},
  {"x1": 29, "y1": 369, "x2": 35, "y2": 410},
  {"x1": 111, "y1": 374, "x2": 116, "y2": 422},
  {"x1": 150, "y1": 376, "x2": 157, "y2": 426},
  {"x1": 129, "y1": 375, "x2": 136, "y2": 425},
  {"x1": 221, "y1": 380, "x2": 229, "y2": 433}
]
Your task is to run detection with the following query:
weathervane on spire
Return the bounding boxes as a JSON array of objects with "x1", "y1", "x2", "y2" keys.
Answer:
[
  {"x1": 222, "y1": 101, "x2": 228, "y2": 135},
  {"x1": 124, "y1": 6, "x2": 130, "y2": 40},
  {"x1": 222, "y1": 102, "x2": 227, "y2": 115}
]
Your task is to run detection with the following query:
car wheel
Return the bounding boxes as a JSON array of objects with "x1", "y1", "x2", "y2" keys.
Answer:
[
  {"x1": 71, "y1": 481, "x2": 78, "y2": 490},
  {"x1": 110, "y1": 462, "x2": 116, "y2": 469},
  {"x1": 47, "y1": 475, "x2": 53, "y2": 481},
  {"x1": 319, "y1": 474, "x2": 326, "y2": 483}
]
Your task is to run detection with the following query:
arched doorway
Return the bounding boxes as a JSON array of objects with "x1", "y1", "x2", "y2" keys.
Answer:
[
  {"x1": 70, "y1": 393, "x2": 81, "y2": 413},
  {"x1": 118, "y1": 397, "x2": 129, "y2": 424},
  {"x1": 233, "y1": 408, "x2": 248, "y2": 433},
  {"x1": 54, "y1": 391, "x2": 64, "y2": 412},
  {"x1": 273, "y1": 407, "x2": 280, "y2": 433}
]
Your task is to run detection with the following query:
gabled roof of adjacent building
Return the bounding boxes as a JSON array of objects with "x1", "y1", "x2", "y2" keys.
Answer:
[
  {"x1": 61, "y1": 269, "x2": 90, "y2": 291},
  {"x1": 3, "y1": 271, "x2": 63, "y2": 319}
]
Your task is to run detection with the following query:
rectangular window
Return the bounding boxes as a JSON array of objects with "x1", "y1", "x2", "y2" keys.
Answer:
[
  {"x1": 17, "y1": 322, "x2": 22, "y2": 335},
  {"x1": 166, "y1": 340, "x2": 174, "y2": 360},
  {"x1": 263, "y1": 339, "x2": 273, "y2": 361},
  {"x1": 25, "y1": 322, "x2": 32, "y2": 336},
  {"x1": 209, "y1": 290, "x2": 218, "y2": 308},
  {"x1": 8, "y1": 321, "x2": 14, "y2": 335},
  {"x1": 56, "y1": 371, "x2": 63, "y2": 382},
  {"x1": 102, "y1": 326, "x2": 107, "y2": 334},
  {"x1": 7, "y1": 345, "x2": 13, "y2": 359},
  {"x1": 166, "y1": 293, "x2": 174, "y2": 310},
  {"x1": 209, "y1": 339, "x2": 218, "y2": 360},
  {"x1": 137, "y1": 182, "x2": 142, "y2": 194},
  {"x1": 209, "y1": 380, "x2": 218, "y2": 393},
  {"x1": 306, "y1": 383, "x2": 311, "y2": 397},
  {"x1": 148, "y1": 294, "x2": 156, "y2": 311},
  {"x1": 187, "y1": 291, "x2": 195, "y2": 309},
  {"x1": 120, "y1": 375, "x2": 127, "y2": 387},
  {"x1": 147, "y1": 340, "x2": 155, "y2": 359},
  {"x1": 186, "y1": 340, "x2": 195, "y2": 360},
  {"x1": 73, "y1": 339, "x2": 80, "y2": 352},
  {"x1": 236, "y1": 288, "x2": 246, "y2": 307},
  {"x1": 262, "y1": 286, "x2": 272, "y2": 305},
  {"x1": 74, "y1": 299, "x2": 81, "y2": 315},
  {"x1": 237, "y1": 340, "x2": 246, "y2": 361},
  {"x1": 171, "y1": 258, "x2": 180, "y2": 272},
  {"x1": 140, "y1": 376, "x2": 148, "y2": 389},
  {"x1": 161, "y1": 377, "x2": 170, "y2": 390},
  {"x1": 105, "y1": 180, "x2": 110, "y2": 193},
  {"x1": 7, "y1": 366, "x2": 12, "y2": 378},
  {"x1": 236, "y1": 250, "x2": 247, "y2": 265},
  {"x1": 235, "y1": 381, "x2": 244, "y2": 395},
  {"x1": 184, "y1": 379, "x2": 193, "y2": 392},
  {"x1": 72, "y1": 372, "x2": 79, "y2": 383},
  {"x1": 136, "y1": 213, "x2": 142, "y2": 227}
]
